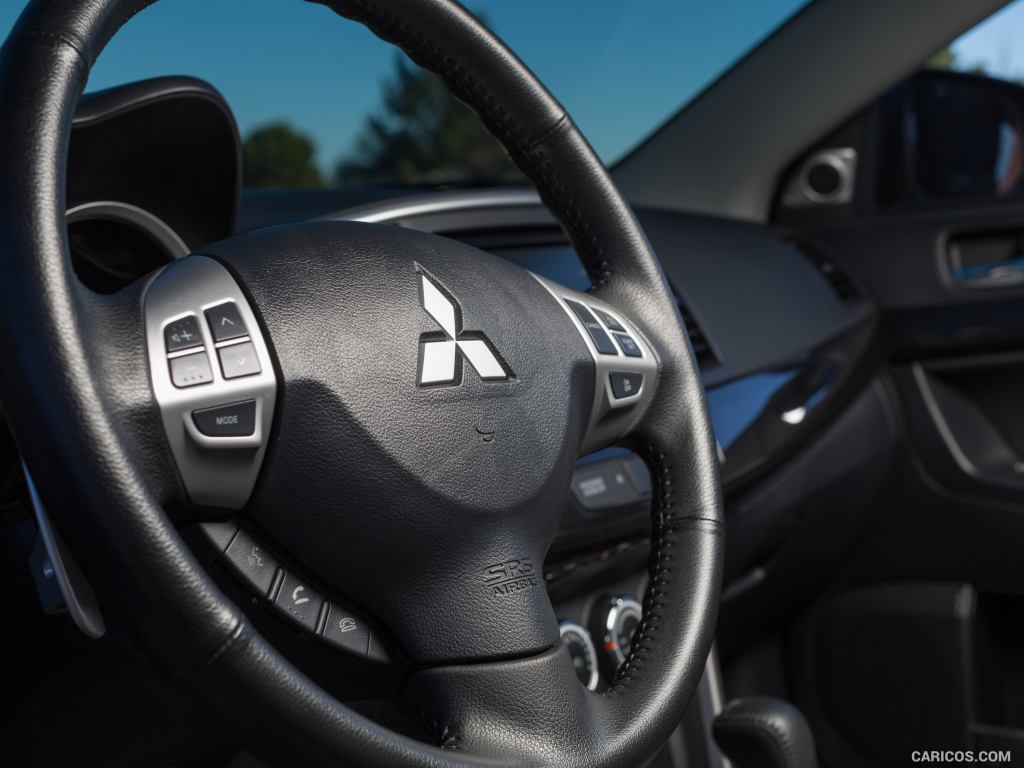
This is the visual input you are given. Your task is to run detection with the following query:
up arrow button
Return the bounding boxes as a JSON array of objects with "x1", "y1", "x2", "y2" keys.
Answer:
[{"x1": 205, "y1": 302, "x2": 248, "y2": 342}]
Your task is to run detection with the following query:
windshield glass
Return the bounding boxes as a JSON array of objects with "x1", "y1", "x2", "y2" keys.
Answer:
[{"x1": 1, "y1": 0, "x2": 809, "y2": 189}]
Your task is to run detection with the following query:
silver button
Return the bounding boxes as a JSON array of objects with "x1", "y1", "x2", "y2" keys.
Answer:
[
  {"x1": 218, "y1": 341, "x2": 261, "y2": 379},
  {"x1": 169, "y1": 351, "x2": 213, "y2": 388}
]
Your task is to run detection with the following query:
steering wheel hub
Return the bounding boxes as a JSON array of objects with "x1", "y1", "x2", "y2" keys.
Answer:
[{"x1": 199, "y1": 221, "x2": 595, "y2": 662}]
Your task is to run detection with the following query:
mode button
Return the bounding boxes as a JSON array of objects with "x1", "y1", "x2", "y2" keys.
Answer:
[{"x1": 192, "y1": 400, "x2": 257, "y2": 437}]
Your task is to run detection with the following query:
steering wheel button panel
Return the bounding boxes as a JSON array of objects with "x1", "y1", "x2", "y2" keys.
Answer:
[
  {"x1": 532, "y1": 275, "x2": 657, "y2": 452},
  {"x1": 145, "y1": 256, "x2": 277, "y2": 508},
  {"x1": 205, "y1": 301, "x2": 248, "y2": 342},
  {"x1": 169, "y1": 351, "x2": 214, "y2": 388},
  {"x1": 614, "y1": 333, "x2": 643, "y2": 358},
  {"x1": 163, "y1": 315, "x2": 203, "y2": 353},
  {"x1": 217, "y1": 341, "x2": 261, "y2": 379},
  {"x1": 321, "y1": 601, "x2": 371, "y2": 656},
  {"x1": 207, "y1": 523, "x2": 389, "y2": 662},
  {"x1": 192, "y1": 400, "x2": 257, "y2": 437},
  {"x1": 273, "y1": 570, "x2": 325, "y2": 633},
  {"x1": 565, "y1": 299, "x2": 619, "y2": 355},
  {"x1": 224, "y1": 529, "x2": 280, "y2": 596}
]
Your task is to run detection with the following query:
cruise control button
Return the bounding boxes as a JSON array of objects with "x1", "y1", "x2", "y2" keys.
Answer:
[
  {"x1": 594, "y1": 308, "x2": 626, "y2": 332},
  {"x1": 615, "y1": 333, "x2": 642, "y2": 357},
  {"x1": 164, "y1": 316, "x2": 203, "y2": 353},
  {"x1": 205, "y1": 302, "x2": 247, "y2": 342},
  {"x1": 609, "y1": 372, "x2": 643, "y2": 399},
  {"x1": 224, "y1": 529, "x2": 279, "y2": 596},
  {"x1": 321, "y1": 601, "x2": 370, "y2": 656},
  {"x1": 218, "y1": 341, "x2": 261, "y2": 379},
  {"x1": 565, "y1": 300, "x2": 618, "y2": 355},
  {"x1": 192, "y1": 400, "x2": 256, "y2": 437},
  {"x1": 169, "y1": 351, "x2": 213, "y2": 388},
  {"x1": 274, "y1": 570, "x2": 324, "y2": 632}
]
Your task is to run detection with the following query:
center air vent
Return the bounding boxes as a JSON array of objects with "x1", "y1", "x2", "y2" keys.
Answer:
[{"x1": 675, "y1": 293, "x2": 719, "y2": 371}]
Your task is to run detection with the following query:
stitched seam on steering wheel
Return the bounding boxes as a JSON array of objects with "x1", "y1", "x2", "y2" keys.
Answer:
[
  {"x1": 528, "y1": 143, "x2": 613, "y2": 288},
  {"x1": 11, "y1": 0, "x2": 155, "y2": 72},
  {"x1": 7, "y1": 31, "x2": 89, "y2": 76},
  {"x1": 329, "y1": 0, "x2": 613, "y2": 287},
  {"x1": 91, "y1": 1, "x2": 159, "y2": 68},
  {"x1": 334, "y1": 1, "x2": 533, "y2": 149},
  {"x1": 183, "y1": 617, "x2": 246, "y2": 681},
  {"x1": 607, "y1": 448, "x2": 722, "y2": 694},
  {"x1": 608, "y1": 443, "x2": 673, "y2": 691}
]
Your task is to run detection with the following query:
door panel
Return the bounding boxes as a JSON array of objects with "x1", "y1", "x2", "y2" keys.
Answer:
[{"x1": 769, "y1": 52, "x2": 1024, "y2": 767}]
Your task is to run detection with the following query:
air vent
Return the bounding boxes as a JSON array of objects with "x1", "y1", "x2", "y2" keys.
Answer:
[
  {"x1": 675, "y1": 293, "x2": 719, "y2": 370},
  {"x1": 790, "y1": 237, "x2": 859, "y2": 303}
]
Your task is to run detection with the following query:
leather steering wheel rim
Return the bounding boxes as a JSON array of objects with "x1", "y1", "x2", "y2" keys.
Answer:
[{"x1": 0, "y1": 1, "x2": 724, "y2": 766}]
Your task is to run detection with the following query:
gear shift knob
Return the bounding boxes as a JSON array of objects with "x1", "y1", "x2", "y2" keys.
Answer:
[{"x1": 712, "y1": 696, "x2": 818, "y2": 768}]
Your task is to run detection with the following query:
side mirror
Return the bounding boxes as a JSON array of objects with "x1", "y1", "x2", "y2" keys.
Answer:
[{"x1": 886, "y1": 70, "x2": 1024, "y2": 203}]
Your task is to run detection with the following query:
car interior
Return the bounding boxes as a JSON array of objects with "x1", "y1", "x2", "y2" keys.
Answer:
[{"x1": 2, "y1": 0, "x2": 1024, "y2": 766}]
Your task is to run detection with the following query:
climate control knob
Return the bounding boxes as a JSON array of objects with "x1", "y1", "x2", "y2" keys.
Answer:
[
  {"x1": 559, "y1": 620, "x2": 599, "y2": 691},
  {"x1": 595, "y1": 595, "x2": 643, "y2": 678}
]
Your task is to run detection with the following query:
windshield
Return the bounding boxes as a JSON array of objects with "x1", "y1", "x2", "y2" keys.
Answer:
[{"x1": 1, "y1": 0, "x2": 809, "y2": 189}]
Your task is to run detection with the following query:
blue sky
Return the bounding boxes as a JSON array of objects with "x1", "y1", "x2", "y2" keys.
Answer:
[
  {"x1": 0, "y1": 1, "x2": 808, "y2": 174},
  {"x1": 951, "y1": 0, "x2": 1024, "y2": 79}
]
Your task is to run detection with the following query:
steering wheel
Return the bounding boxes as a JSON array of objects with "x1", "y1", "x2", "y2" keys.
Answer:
[{"x1": 0, "y1": 1, "x2": 723, "y2": 766}]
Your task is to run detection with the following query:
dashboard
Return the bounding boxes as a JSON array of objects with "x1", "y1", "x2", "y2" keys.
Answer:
[
  {"x1": 5, "y1": 76, "x2": 897, "y2": 766},
  {"x1": 24, "y1": 71, "x2": 889, "y2": 613},
  {"x1": 333, "y1": 190, "x2": 876, "y2": 493}
]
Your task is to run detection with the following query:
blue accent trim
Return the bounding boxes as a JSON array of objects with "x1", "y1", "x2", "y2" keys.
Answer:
[
  {"x1": 953, "y1": 255, "x2": 1024, "y2": 282},
  {"x1": 705, "y1": 370, "x2": 796, "y2": 450}
]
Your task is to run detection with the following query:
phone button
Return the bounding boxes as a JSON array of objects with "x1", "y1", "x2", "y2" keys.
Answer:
[{"x1": 273, "y1": 570, "x2": 324, "y2": 632}]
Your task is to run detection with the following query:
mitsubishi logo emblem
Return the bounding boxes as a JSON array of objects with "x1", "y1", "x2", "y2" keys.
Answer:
[{"x1": 416, "y1": 265, "x2": 512, "y2": 386}]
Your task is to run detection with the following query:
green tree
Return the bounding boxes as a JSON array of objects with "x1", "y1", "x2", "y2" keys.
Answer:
[
  {"x1": 243, "y1": 122, "x2": 324, "y2": 189},
  {"x1": 925, "y1": 46, "x2": 986, "y2": 76},
  {"x1": 335, "y1": 55, "x2": 522, "y2": 187},
  {"x1": 926, "y1": 46, "x2": 957, "y2": 70}
]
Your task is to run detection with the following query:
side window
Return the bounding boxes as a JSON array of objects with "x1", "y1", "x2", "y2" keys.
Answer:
[
  {"x1": 876, "y1": 1, "x2": 1024, "y2": 207},
  {"x1": 925, "y1": 0, "x2": 1024, "y2": 83}
]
